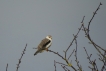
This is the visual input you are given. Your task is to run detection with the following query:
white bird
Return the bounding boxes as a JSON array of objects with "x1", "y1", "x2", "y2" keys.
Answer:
[{"x1": 34, "y1": 35, "x2": 52, "y2": 56}]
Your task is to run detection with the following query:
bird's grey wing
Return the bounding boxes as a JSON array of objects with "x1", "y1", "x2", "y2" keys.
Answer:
[{"x1": 38, "y1": 38, "x2": 51, "y2": 50}]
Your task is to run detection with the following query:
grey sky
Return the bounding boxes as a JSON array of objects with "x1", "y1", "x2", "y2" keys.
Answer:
[{"x1": 0, "y1": 0, "x2": 106, "y2": 71}]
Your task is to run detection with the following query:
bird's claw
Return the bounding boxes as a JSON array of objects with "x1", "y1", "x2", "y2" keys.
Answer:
[{"x1": 45, "y1": 48, "x2": 48, "y2": 52}]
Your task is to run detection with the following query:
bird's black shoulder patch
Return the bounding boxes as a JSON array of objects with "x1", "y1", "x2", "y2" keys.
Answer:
[{"x1": 43, "y1": 40, "x2": 51, "y2": 47}]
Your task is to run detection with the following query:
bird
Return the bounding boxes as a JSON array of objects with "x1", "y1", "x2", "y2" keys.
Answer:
[{"x1": 34, "y1": 35, "x2": 52, "y2": 56}]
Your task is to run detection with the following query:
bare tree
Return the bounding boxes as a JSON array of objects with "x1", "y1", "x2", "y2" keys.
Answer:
[
  {"x1": 48, "y1": 2, "x2": 106, "y2": 71},
  {"x1": 6, "y1": 2, "x2": 106, "y2": 71}
]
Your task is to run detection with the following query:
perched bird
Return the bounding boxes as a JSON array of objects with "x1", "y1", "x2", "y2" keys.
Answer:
[{"x1": 34, "y1": 35, "x2": 52, "y2": 56}]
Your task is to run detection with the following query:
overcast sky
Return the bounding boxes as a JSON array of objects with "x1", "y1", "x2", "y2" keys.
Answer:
[{"x1": 0, "y1": 0, "x2": 106, "y2": 71}]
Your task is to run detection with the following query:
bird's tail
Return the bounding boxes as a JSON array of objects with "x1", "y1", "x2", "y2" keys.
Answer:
[
  {"x1": 34, "y1": 48, "x2": 45, "y2": 56},
  {"x1": 34, "y1": 51, "x2": 38, "y2": 56},
  {"x1": 34, "y1": 50, "x2": 41, "y2": 56}
]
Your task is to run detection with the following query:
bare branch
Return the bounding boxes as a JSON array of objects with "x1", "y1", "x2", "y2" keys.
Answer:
[
  {"x1": 74, "y1": 37, "x2": 82, "y2": 71},
  {"x1": 48, "y1": 49, "x2": 77, "y2": 71},
  {"x1": 16, "y1": 44, "x2": 27, "y2": 71},
  {"x1": 87, "y1": 2, "x2": 102, "y2": 34},
  {"x1": 48, "y1": 50, "x2": 65, "y2": 60}
]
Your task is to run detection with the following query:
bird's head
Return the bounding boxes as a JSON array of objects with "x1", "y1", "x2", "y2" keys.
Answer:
[{"x1": 46, "y1": 35, "x2": 52, "y2": 40}]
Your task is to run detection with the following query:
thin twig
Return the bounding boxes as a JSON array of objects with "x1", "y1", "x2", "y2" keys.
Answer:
[
  {"x1": 54, "y1": 60, "x2": 57, "y2": 71},
  {"x1": 74, "y1": 37, "x2": 82, "y2": 71},
  {"x1": 81, "y1": 16, "x2": 85, "y2": 23},
  {"x1": 61, "y1": 65, "x2": 67, "y2": 71},
  {"x1": 83, "y1": 47, "x2": 92, "y2": 64},
  {"x1": 6, "y1": 63, "x2": 8, "y2": 71},
  {"x1": 83, "y1": 47, "x2": 99, "y2": 71},
  {"x1": 61, "y1": 65, "x2": 70, "y2": 71},
  {"x1": 88, "y1": 2, "x2": 102, "y2": 34},
  {"x1": 56, "y1": 61, "x2": 68, "y2": 66},
  {"x1": 16, "y1": 44, "x2": 27, "y2": 71},
  {"x1": 92, "y1": 42, "x2": 106, "y2": 51},
  {"x1": 68, "y1": 49, "x2": 75, "y2": 60}
]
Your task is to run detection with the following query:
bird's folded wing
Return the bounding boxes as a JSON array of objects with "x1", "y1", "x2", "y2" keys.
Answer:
[{"x1": 38, "y1": 38, "x2": 51, "y2": 49}]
